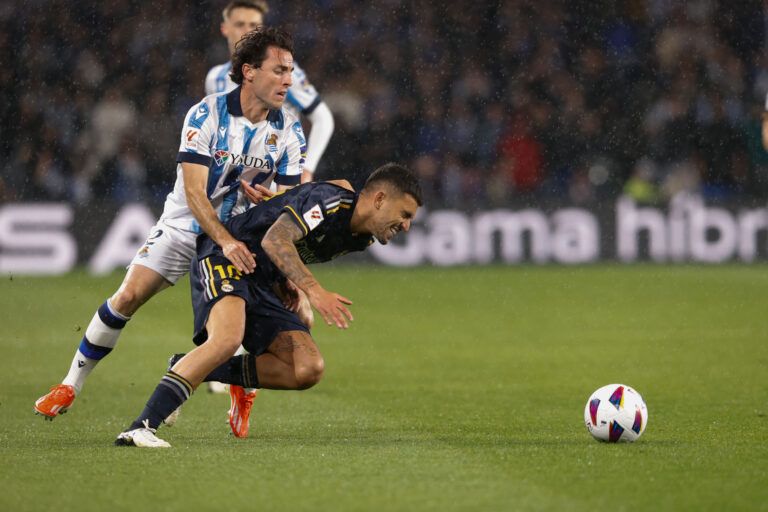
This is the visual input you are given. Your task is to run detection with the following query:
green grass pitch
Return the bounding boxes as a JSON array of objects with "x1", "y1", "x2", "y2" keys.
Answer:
[{"x1": 1, "y1": 264, "x2": 766, "y2": 511}]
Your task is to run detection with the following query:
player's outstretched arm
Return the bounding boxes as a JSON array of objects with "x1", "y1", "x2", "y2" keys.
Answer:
[
  {"x1": 302, "y1": 102, "x2": 334, "y2": 183},
  {"x1": 182, "y1": 162, "x2": 256, "y2": 274},
  {"x1": 262, "y1": 213, "x2": 353, "y2": 328}
]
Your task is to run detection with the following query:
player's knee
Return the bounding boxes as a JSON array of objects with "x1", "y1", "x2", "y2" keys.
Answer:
[
  {"x1": 111, "y1": 287, "x2": 146, "y2": 316},
  {"x1": 295, "y1": 357, "x2": 324, "y2": 390},
  {"x1": 208, "y1": 333, "x2": 243, "y2": 362}
]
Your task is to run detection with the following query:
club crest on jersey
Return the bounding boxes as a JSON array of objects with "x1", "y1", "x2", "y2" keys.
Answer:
[
  {"x1": 266, "y1": 133, "x2": 278, "y2": 153},
  {"x1": 214, "y1": 150, "x2": 230, "y2": 166}
]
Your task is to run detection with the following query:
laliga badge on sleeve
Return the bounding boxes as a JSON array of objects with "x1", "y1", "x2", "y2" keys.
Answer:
[
  {"x1": 303, "y1": 204, "x2": 324, "y2": 231},
  {"x1": 185, "y1": 129, "x2": 198, "y2": 150}
]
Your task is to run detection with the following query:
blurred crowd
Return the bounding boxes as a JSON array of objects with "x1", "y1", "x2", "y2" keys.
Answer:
[{"x1": 2, "y1": 0, "x2": 767, "y2": 208}]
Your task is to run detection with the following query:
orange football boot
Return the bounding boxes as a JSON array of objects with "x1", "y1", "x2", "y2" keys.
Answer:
[
  {"x1": 35, "y1": 384, "x2": 76, "y2": 420},
  {"x1": 228, "y1": 385, "x2": 257, "y2": 438}
]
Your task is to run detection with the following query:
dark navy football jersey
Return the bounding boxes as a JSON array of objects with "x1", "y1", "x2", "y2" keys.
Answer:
[{"x1": 195, "y1": 182, "x2": 373, "y2": 287}]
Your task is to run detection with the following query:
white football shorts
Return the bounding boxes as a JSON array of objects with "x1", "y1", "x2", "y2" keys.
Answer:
[{"x1": 128, "y1": 220, "x2": 198, "y2": 284}]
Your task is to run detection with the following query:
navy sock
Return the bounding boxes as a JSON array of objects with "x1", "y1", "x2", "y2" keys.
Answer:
[
  {"x1": 203, "y1": 354, "x2": 259, "y2": 389},
  {"x1": 129, "y1": 370, "x2": 193, "y2": 430}
]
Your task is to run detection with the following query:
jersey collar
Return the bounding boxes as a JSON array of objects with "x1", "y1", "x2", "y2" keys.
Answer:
[
  {"x1": 226, "y1": 86, "x2": 244, "y2": 115},
  {"x1": 226, "y1": 85, "x2": 281, "y2": 122}
]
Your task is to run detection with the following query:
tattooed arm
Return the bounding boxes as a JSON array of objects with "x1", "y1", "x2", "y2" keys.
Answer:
[{"x1": 261, "y1": 213, "x2": 353, "y2": 329}]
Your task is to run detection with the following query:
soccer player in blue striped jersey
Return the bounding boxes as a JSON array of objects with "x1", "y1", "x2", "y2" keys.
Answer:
[
  {"x1": 204, "y1": 0, "x2": 332, "y2": 396},
  {"x1": 115, "y1": 164, "x2": 423, "y2": 447},
  {"x1": 205, "y1": 1, "x2": 334, "y2": 184},
  {"x1": 34, "y1": 27, "x2": 305, "y2": 420}
]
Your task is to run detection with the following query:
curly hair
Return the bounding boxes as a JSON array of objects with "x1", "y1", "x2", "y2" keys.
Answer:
[{"x1": 229, "y1": 26, "x2": 293, "y2": 85}]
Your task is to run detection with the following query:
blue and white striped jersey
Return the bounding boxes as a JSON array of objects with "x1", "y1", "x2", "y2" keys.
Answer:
[
  {"x1": 205, "y1": 60, "x2": 322, "y2": 118},
  {"x1": 160, "y1": 86, "x2": 306, "y2": 233}
]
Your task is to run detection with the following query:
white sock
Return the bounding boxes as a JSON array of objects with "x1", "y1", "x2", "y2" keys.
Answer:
[{"x1": 62, "y1": 299, "x2": 130, "y2": 395}]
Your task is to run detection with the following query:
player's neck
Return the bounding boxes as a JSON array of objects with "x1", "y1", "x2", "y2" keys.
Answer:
[
  {"x1": 349, "y1": 211, "x2": 367, "y2": 236},
  {"x1": 239, "y1": 87, "x2": 270, "y2": 123},
  {"x1": 349, "y1": 195, "x2": 372, "y2": 235}
]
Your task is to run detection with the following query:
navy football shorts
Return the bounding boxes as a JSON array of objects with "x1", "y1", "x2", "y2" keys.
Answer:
[{"x1": 190, "y1": 253, "x2": 309, "y2": 355}]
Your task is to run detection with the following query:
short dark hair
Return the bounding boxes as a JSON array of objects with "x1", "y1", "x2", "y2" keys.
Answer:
[
  {"x1": 363, "y1": 163, "x2": 424, "y2": 206},
  {"x1": 222, "y1": 0, "x2": 269, "y2": 21},
  {"x1": 229, "y1": 26, "x2": 294, "y2": 85}
]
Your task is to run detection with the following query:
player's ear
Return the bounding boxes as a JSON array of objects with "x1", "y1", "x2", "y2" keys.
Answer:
[
  {"x1": 374, "y1": 190, "x2": 386, "y2": 210},
  {"x1": 221, "y1": 22, "x2": 227, "y2": 37},
  {"x1": 243, "y1": 63, "x2": 254, "y2": 82}
]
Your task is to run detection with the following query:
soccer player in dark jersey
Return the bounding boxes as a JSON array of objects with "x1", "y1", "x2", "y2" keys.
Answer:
[{"x1": 115, "y1": 163, "x2": 423, "y2": 447}]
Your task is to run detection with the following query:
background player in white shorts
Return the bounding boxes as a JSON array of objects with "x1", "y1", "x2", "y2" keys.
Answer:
[
  {"x1": 206, "y1": 1, "x2": 334, "y2": 184},
  {"x1": 34, "y1": 27, "x2": 305, "y2": 420}
]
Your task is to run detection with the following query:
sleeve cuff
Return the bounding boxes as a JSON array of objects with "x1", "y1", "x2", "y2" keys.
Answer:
[
  {"x1": 281, "y1": 205, "x2": 309, "y2": 236},
  {"x1": 274, "y1": 173, "x2": 302, "y2": 186},
  {"x1": 301, "y1": 96, "x2": 321, "y2": 115},
  {"x1": 177, "y1": 152, "x2": 212, "y2": 166}
]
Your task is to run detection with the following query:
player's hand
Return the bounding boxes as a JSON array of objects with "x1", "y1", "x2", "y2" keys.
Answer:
[
  {"x1": 276, "y1": 281, "x2": 314, "y2": 329},
  {"x1": 276, "y1": 279, "x2": 301, "y2": 312},
  {"x1": 221, "y1": 239, "x2": 256, "y2": 274},
  {"x1": 296, "y1": 291, "x2": 314, "y2": 329},
  {"x1": 301, "y1": 168, "x2": 314, "y2": 184},
  {"x1": 307, "y1": 287, "x2": 353, "y2": 329},
  {"x1": 240, "y1": 180, "x2": 274, "y2": 205}
]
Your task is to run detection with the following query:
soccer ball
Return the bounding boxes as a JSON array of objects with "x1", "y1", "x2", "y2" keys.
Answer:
[{"x1": 584, "y1": 384, "x2": 648, "y2": 443}]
